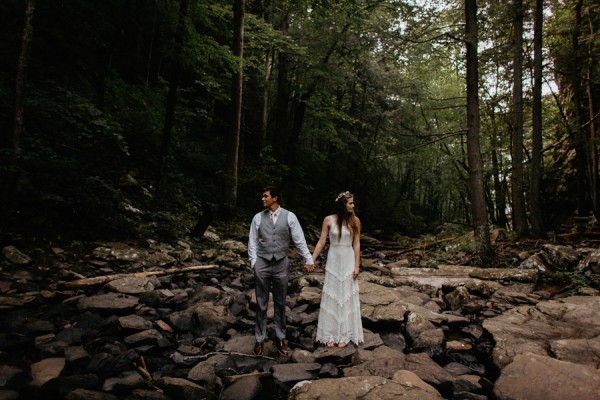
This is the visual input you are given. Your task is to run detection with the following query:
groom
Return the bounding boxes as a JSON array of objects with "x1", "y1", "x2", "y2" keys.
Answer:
[{"x1": 247, "y1": 186, "x2": 314, "y2": 356}]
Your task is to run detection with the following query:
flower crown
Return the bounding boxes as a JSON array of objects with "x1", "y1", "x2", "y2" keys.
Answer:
[{"x1": 335, "y1": 191, "x2": 351, "y2": 202}]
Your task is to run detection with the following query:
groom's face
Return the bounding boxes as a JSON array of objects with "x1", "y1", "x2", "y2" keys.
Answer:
[{"x1": 262, "y1": 191, "x2": 278, "y2": 209}]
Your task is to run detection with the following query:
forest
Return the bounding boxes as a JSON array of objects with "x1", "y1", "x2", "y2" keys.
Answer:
[{"x1": 1, "y1": 0, "x2": 599, "y2": 256}]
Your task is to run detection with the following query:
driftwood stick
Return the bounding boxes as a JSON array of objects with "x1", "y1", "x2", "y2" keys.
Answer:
[
  {"x1": 59, "y1": 264, "x2": 219, "y2": 289},
  {"x1": 176, "y1": 351, "x2": 275, "y2": 363},
  {"x1": 133, "y1": 356, "x2": 164, "y2": 393},
  {"x1": 223, "y1": 371, "x2": 271, "y2": 383}
]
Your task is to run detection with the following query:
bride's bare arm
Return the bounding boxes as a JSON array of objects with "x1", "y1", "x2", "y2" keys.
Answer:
[
  {"x1": 352, "y1": 218, "x2": 361, "y2": 279},
  {"x1": 311, "y1": 216, "x2": 331, "y2": 264}
]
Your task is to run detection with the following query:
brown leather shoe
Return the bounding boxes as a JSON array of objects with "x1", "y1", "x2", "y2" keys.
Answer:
[
  {"x1": 253, "y1": 341, "x2": 264, "y2": 356},
  {"x1": 275, "y1": 339, "x2": 288, "y2": 356}
]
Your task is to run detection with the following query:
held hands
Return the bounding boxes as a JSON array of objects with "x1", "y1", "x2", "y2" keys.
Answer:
[{"x1": 304, "y1": 264, "x2": 315, "y2": 273}]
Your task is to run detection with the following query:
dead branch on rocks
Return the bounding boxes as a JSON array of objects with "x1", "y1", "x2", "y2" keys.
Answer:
[
  {"x1": 223, "y1": 371, "x2": 271, "y2": 383},
  {"x1": 58, "y1": 265, "x2": 219, "y2": 289},
  {"x1": 176, "y1": 351, "x2": 275, "y2": 364}
]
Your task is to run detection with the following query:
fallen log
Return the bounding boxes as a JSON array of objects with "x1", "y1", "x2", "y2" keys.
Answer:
[{"x1": 59, "y1": 264, "x2": 219, "y2": 289}]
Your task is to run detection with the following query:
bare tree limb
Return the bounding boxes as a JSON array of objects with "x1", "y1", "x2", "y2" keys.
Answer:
[{"x1": 59, "y1": 265, "x2": 219, "y2": 289}]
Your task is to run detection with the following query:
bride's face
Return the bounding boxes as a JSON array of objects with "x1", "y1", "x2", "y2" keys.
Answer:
[{"x1": 345, "y1": 197, "x2": 355, "y2": 214}]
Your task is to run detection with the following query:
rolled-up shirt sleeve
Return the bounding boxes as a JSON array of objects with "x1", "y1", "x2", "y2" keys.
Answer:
[
  {"x1": 288, "y1": 212, "x2": 314, "y2": 265},
  {"x1": 248, "y1": 214, "x2": 261, "y2": 268}
]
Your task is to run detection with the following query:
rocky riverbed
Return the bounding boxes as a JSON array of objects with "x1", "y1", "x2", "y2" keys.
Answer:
[{"x1": 1, "y1": 225, "x2": 600, "y2": 400}]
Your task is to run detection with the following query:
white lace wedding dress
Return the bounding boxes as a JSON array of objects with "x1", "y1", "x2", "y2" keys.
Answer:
[{"x1": 315, "y1": 223, "x2": 364, "y2": 345}]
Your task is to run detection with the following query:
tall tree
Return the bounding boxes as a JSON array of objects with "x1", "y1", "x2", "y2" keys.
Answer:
[
  {"x1": 224, "y1": 0, "x2": 245, "y2": 211},
  {"x1": 157, "y1": 0, "x2": 189, "y2": 188},
  {"x1": 465, "y1": 0, "x2": 493, "y2": 261},
  {"x1": 529, "y1": 0, "x2": 546, "y2": 238},
  {"x1": 572, "y1": 0, "x2": 590, "y2": 217},
  {"x1": 585, "y1": 5, "x2": 598, "y2": 219},
  {"x1": 510, "y1": 0, "x2": 530, "y2": 237},
  {"x1": 12, "y1": 0, "x2": 35, "y2": 159}
]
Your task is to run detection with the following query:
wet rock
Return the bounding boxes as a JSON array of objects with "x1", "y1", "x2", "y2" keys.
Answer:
[
  {"x1": 77, "y1": 293, "x2": 139, "y2": 314},
  {"x1": 0, "y1": 390, "x2": 19, "y2": 400},
  {"x1": 271, "y1": 363, "x2": 321, "y2": 387},
  {"x1": 64, "y1": 388, "x2": 118, "y2": 400},
  {"x1": 318, "y1": 363, "x2": 338, "y2": 377},
  {"x1": 443, "y1": 286, "x2": 470, "y2": 311},
  {"x1": 30, "y1": 357, "x2": 66, "y2": 387},
  {"x1": 118, "y1": 315, "x2": 153, "y2": 331},
  {"x1": 187, "y1": 363, "x2": 217, "y2": 390},
  {"x1": 59, "y1": 374, "x2": 99, "y2": 394},
  {"x1": 64, "y1": 346, "x2": 91, "y2": 367},
  {"x1": 220, "y1": 375, "x2": 261, "y2": 400},
  {"x1": 519, "y1": 253, "x2": 547, "y2": 272},
  {"x1": 403, "y1": 352, "x2": 455, "y2": 393},
  {"x1": 0, "y1": 365, "x2": 23, "y2": 388},
  {"x1": 541, "y1": 244, "x2": 579, "y2": 270},
  {"x1": 288, "y1": 375, "x2": 443, "y2": 399},
  {"x1": 190, "y1": 303, "x2": 236, "y2": 336},
  {"x1": 158, "y1": 376, "x2": 215, "y2": 400},
  {"x1": 102, "y1": 371, "x2": 145, "y2": 392},
  {"x1": 578, "y1": 250, "x2": 600, "y2": 273},
  {"x1": 106, "y1": 277, "x2": 156, "y2": 294},
  {"x1": 2, "y1": 246, "x2": 31, "y2": 265},
  {"x1": 493, "y1": 352, "x2": 600, "y2": 400}
]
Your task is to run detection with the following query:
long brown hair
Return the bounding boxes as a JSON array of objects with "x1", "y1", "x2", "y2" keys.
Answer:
[{"x1": 334, "y1": 191, "x2": 360, "y2": 239}]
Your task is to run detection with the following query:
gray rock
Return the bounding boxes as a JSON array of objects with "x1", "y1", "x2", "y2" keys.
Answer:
[
  {"x1": 220, "y1": 376, "x2": 262, "y2": 400},
  {"x1": 106, "y1": 277, "x2": 155, "y2": 294},
  {"x1": 288, "y1": 375, "x2": 443, "y2": 399},
  {"x1": 158, "y1": 376, "x2": 215, "y2": 400},
  {"x1": 2, "y1": 246, "x2": 31, "y2": 265},
  {"x1": 77, "y1": 293, "x2": 139, "y2": 313},
  {"x1": 494, "y1": 352, "x2": 600, "y2": 400},
  {"x1": 30, "y1": 357, "x2": 65, "y2": 387},
  {"x1": 0, "y1": 365, "x2": 22, "y2": 388},
  {"x1": 118, "y1": 315, "x2": 153, "y2": 331},
  {"x1": 484, "y1": 296, "x2": 600, "y2": 369},
  {"x1": 271, "y1": 362, "x2": 321, "y2": 383},
  {"x1": 65, "y1": 388, "x2": 118, "y2": 400}
]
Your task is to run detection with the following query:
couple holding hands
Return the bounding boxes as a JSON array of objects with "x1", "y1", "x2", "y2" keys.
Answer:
[{"x1": 247, "y1": 186, "x2": 364, "y2": 356}]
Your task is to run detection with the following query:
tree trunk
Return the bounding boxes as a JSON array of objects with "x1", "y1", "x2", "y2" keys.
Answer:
[
  {"x1": 273, "y1": 3, "x2": 290, "y2": 160},
  {"x1": 224, "y1": 0, "x2": 245, "y2": 211},
  {"x1": 12, "y1": 0, "x2": 35, "y2": 159},
  {"x1": 510, "y1": 0, "x2": 530, "y2": 238},
  {"x1": 529, "y1": 0, "x2": 547, "y2": 238},
  {"x1": 572, "y1": 0, "x2": 590, "y2": 218},
  {"x1": 465, "y1": 0, "x2": 493, "y2": 262},
  {"x1": 261, "y1": 49, "x2": 272, "y2": 151},
  {"x1": 157, "y1": 0, "x2": 189, "y2": 189},
  {"x1": 490, "y1": 105, "x2": 508, "y2": 228},
  {"x1": 586, "y1": 11, "x2": 598, "y2": 220}
]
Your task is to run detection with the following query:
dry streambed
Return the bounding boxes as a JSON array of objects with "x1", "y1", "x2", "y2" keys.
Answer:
[{"x1": 0, "y1": 233, "x2": 599, "y2": 399}]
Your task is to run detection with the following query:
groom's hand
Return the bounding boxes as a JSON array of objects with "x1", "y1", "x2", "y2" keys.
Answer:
[{"x1": 304, "y1": 264, "x2": 315, "y2": 272}]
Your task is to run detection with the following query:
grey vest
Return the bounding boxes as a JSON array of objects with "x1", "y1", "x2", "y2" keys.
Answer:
[{"x1": 257, "y1": 208, "x2": 290, "y2": 261}]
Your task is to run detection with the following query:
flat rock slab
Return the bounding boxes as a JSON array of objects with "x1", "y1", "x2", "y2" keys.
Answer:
[
  {"x1": 483, "y1": 295, "x2": 600, "y2": 369},
  {"x1": 288, "y1": 375, "x2": 443, "y2": 400},
  {"x1": 494, "y1": 352, "x2": 600, "y2": 400},
  {"x1": 77, "y1": 293, "x2": 139, "y2": 313}
]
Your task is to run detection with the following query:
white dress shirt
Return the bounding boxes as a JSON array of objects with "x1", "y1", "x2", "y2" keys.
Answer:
[{"x1": 248, "y1": 206, "x2": 314, "y2": 268}]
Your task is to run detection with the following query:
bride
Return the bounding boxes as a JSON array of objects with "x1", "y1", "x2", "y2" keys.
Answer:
[{"x1": 311, "y1": 191, "x2": 364, "y2": 348}]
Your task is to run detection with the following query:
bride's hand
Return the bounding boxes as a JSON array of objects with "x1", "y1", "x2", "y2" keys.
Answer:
[{"x1": 352, "y1": 267, "x2": 359, "y2": 280}]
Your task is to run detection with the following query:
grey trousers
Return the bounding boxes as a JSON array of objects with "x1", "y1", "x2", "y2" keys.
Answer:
[{"x1": 253, "y1": 256, "x2": 289, "y2": 342}]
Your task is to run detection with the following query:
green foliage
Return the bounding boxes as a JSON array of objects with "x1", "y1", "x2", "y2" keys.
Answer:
[{"x1": 0, "y1": 0, "x2": 593, "y2": 246}]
